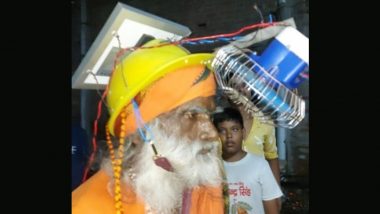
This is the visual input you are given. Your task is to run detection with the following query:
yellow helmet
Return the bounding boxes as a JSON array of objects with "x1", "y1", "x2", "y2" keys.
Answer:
[{"x1": 107, "y1": 39, "x2": 214, "y2": 136}]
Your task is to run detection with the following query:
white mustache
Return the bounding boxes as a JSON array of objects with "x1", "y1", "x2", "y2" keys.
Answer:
[{"x1": 198, "y1": 142, "x2": 218, "y2": 154}]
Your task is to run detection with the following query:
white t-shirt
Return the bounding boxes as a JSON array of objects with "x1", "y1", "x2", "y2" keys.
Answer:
[{"x1": 224, "y1": 153, "x2": 283, "y2": 214}]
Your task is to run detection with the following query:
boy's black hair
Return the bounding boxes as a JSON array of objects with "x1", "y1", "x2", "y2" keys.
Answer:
[{"x1": 212, "y1": 107, "x2": 244, "y2": 128}]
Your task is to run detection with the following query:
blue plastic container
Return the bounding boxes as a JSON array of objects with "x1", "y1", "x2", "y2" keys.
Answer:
[{"x1": 249, "y1": 27, "x2": 309, "y2": 89}]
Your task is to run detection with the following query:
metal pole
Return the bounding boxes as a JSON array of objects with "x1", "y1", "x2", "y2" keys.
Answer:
[
  {"x1": 276, "y1": 0, "x2": 293, "y2": 172},
  {"x1": 277, "y1": 0, "x2": 293, "y2": 21},
  {"x1": 80, "y1": 0, "x2": 87, "y2": 57},
  {"x1": 80, "y1": 0, "x2": 88, "y2": 130}
]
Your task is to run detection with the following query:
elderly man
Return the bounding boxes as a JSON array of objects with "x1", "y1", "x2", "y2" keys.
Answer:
[{"x1": 72, "y1": 39, "x2": 226, "y2": 214}]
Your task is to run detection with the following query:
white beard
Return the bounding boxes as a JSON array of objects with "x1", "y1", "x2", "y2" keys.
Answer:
[{"x1": 124, "y1": 118, "x2": 223, "y2": 213}]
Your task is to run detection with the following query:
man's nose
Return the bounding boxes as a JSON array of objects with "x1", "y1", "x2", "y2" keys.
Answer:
[
  {"x1": 197, "y1": 113, "x2": 219, "y2": 141},
  {"x1": 226, "y1": 130, "x2": 233, "y2": 139}
]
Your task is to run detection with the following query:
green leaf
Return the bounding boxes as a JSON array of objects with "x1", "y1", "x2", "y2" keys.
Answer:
[{"x1": 237, "y1": 201, "x2": 253, "y2": 211}]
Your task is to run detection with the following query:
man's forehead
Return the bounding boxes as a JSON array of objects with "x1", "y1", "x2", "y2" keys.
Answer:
[
  {"x1": 218, "y1": 120, "x2": 242, "y2": 128},
  {"x1": 177, "y1": 96, "x2": 216, "y2": 112}
]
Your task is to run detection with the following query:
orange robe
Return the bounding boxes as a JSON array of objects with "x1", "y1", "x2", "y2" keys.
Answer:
[{"x1": 72, "y1": 170, "x2": 224, "y2": 214}]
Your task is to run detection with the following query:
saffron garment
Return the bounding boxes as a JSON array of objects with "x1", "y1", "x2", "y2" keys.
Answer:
[{"x1": 72, "y1": 170, "x2": 224, "y2": 214}]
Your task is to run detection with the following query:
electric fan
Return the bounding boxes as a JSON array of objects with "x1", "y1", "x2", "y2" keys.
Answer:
[{"x1": 212, "y1": 26, "x2": 309, "y2": 128}]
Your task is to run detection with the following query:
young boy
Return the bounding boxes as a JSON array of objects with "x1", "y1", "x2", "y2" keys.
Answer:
[{"x1": 213, "y1": 107, "x2": 282, "y2": 214}]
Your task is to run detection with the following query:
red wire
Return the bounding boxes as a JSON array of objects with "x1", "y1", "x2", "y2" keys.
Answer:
[
  {"x1": 81, "y1": 64, "x2": 116, "y2": 182},
  {"x1": 116, "y1": 22, "x2": 285, "y2": 52},
  {"x1": 81, "y1": 89, "x2": 108, "y2": 182},
  {"x1": 182, "y1": 22, "x2": 279, "y2": 42}
]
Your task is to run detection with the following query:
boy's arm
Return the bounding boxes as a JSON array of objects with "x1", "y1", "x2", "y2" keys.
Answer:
[
  {"x1": 267, "y1": 158, "x2": 282, "y2": 211},
  {"x1": 260, "y1": 159, "x2": 283, "y2": 213},
  {"x1": 263, "y1": 199, "x2": 280, "y2": 214},
  {"x1": 262, "y1": 125, "x2": 281, "y2": 184},
  {"x1": 267, "y1": 158, "x2": 281, "y2": 185},
  {"x1": 264, "y1": 128, "x2": 282, "y2": 211}
]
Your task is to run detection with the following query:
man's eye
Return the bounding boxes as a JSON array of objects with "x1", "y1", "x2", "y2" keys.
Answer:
[
  {"x1": 184, "y1": 111, "x2": 194, "y2": 118},
  {"x1": 218, "y1": 129, "x2": 226, "y2": 134},
  {"x1": 183, "y1": 108, "x2": 210, "y2": 118}
]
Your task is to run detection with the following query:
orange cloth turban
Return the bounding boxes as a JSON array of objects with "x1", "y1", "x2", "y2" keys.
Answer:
[{"x1": 113, "y1": 65, "x2": 216, "y2": 137}]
